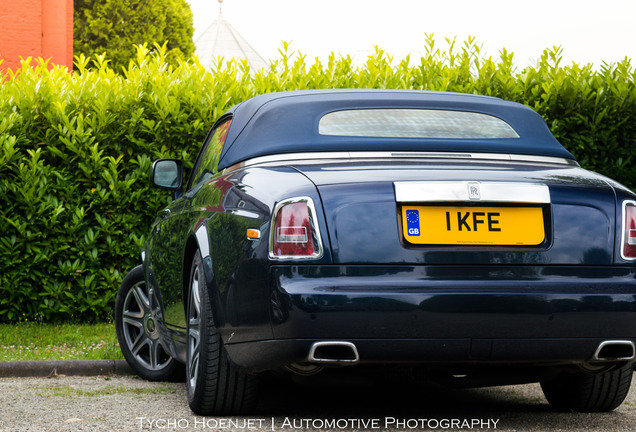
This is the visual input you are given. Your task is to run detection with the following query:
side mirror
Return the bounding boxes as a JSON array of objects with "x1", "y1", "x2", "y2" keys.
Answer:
[{"x1": 151, "y1": 159, "x2": 183, "y2": 192}]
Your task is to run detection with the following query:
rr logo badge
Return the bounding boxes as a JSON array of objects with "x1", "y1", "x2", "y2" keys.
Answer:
[{"x1": 468, "y1": 182, "x2": 481, "y2": 200}]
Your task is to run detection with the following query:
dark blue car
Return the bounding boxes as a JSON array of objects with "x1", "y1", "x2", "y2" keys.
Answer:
[{"x1": 115, "y1": 89, "x2": 636, "y2": 415}]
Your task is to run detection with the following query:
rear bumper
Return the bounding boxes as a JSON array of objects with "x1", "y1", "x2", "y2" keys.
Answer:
[{"x1": 226, "y1": 265, "x2": 636, "y2": 370}]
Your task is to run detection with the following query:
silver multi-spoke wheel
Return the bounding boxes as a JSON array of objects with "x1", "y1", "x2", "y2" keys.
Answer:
[
  {"x1": 115, "y1": 265, "x2": 181, "y2": 381},
  {"x1": 187, "y1": 266, "x2": 201, "y2": 391},
  {"x1": 186, "y1": 250, "x2": 258, "y2": 415},
  {"x1": 121, "y1": 280, "x2": 171, "y2": 371}
]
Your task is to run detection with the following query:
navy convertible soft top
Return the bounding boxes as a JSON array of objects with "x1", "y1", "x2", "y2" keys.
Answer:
[{"x1": 216, "y1": 89, "x2": 574, "y2": 171}]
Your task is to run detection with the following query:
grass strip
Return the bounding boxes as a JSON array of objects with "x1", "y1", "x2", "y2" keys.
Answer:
[
  {"x1": 36, "y1": 383, "x2": 175, "y2": 398},
  {"x1": 0, "y1": 322, "x2": 123, "y2": 361}
]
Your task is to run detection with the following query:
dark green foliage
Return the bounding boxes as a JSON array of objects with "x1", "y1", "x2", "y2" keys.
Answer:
[
  {"x1": 0, "y1": 46, "x2": 214, "y2": 322},
  {"x1": 74, "y1": 0, "x2": 195, "y2": 72},
  {"x1": 0, "y1": 38, "x2": 635, "y2": 322}
]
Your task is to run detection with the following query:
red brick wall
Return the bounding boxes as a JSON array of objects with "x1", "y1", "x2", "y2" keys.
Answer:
[{"x1": 0, "y1": 0, "x2": 73, "y2": 71}]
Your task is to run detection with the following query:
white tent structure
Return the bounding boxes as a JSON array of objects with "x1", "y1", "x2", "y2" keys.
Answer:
[{"x1": 194, "y1": 0, "x2": 268, "y2": 70}]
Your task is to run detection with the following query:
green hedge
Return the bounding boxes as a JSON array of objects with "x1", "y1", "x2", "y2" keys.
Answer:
[{"x1": 1, "y1": 39, "x2": 635, "y2": 322}]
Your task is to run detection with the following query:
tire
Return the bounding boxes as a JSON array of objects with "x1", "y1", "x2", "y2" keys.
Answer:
[
  {"x1": 541, "y1": 364, "x2": 633, "y2": 412},
  {"x1": 186, "y1": 250, "x2": 258, "y2": 415},
  {"x1": 115, "y1": 265, "x2": 183, "y2": 381}
]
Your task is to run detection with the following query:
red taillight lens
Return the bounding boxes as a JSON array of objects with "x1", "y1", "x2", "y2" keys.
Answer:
[
  {"x1": 272, "y1": 200, "x2": 317, "y2": 257},
  {"x1": 623, "y1": 202, "x2": 636, "y2": 259}
]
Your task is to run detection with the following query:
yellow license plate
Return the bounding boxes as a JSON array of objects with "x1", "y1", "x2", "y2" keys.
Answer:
[{"x1": 402, "y1": 206, "x2": 545, "y2": 245}]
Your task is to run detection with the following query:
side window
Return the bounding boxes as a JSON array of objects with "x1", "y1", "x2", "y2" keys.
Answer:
[{"x1": 189, "y1": 119, "x2": 232, "y2": 189}]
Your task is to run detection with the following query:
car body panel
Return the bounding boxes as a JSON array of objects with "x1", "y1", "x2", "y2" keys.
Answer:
[{"x1": 143, "y1": 164, "x2": 336, "y2": 360}]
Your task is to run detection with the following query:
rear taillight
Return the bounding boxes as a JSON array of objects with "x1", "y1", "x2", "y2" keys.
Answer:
[
  {"x1": 270, "y1": 197, "x2": 323, "y2": 259},
  {"x1": 623, "y1": 201, "x2": 636, "y2": 259}
]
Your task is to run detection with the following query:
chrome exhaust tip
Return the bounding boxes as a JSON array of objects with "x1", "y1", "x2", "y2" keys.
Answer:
[
  {"x1": 593, "y1": 340, "x2": 635, "y2": 362},
  {"x1": 308, "y1": 341, "x2": 360, "y2": 364}
]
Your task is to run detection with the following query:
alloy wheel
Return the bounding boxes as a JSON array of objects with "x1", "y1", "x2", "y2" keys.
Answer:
[
  {"x1": 187, "y1": 265, "x2": 202, "y2": 392},
  {"x1": 121, "y1": 280, "x2": 172, "y2": 371}
]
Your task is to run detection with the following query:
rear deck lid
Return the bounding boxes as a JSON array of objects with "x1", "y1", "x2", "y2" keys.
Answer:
[{"x1": 293, "y1": 160, "x2": 616, "y2": 266}]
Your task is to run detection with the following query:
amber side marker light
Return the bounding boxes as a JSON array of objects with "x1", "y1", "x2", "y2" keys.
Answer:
[
  {"x1": 247, "y1": 229, "x2": 261, "y2": 240},
  {"x1": 623, "y1": 201, "x2": 636, "y2": 259}
]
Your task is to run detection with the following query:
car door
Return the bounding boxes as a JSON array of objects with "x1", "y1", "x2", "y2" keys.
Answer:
[{"x1": 146, "y1": 118, "x2": 233, "y2": 334}]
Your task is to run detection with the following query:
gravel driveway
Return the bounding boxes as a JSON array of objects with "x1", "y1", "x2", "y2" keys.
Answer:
[{"x1": 1, "y1": 373, "x2": 635, "y2": 431}]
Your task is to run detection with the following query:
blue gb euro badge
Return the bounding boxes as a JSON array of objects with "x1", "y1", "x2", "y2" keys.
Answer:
[{"x1": 406, "y1": 209, "x2": 420, "y2": 236}]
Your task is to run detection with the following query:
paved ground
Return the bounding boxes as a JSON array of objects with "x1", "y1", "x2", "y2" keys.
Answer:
[{"x1": 1, "y1": 373, "x2": 636, "y2": 432}]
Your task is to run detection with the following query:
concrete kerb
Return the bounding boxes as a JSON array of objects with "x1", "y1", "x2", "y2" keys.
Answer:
[{"x1": 0, "y1": 360, "x2": 134, "y2": 377}]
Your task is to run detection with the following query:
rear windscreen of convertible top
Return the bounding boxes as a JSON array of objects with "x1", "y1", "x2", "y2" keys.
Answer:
[{"x1": 319, "y1": 109, "x2": 520, "y2": 139}]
